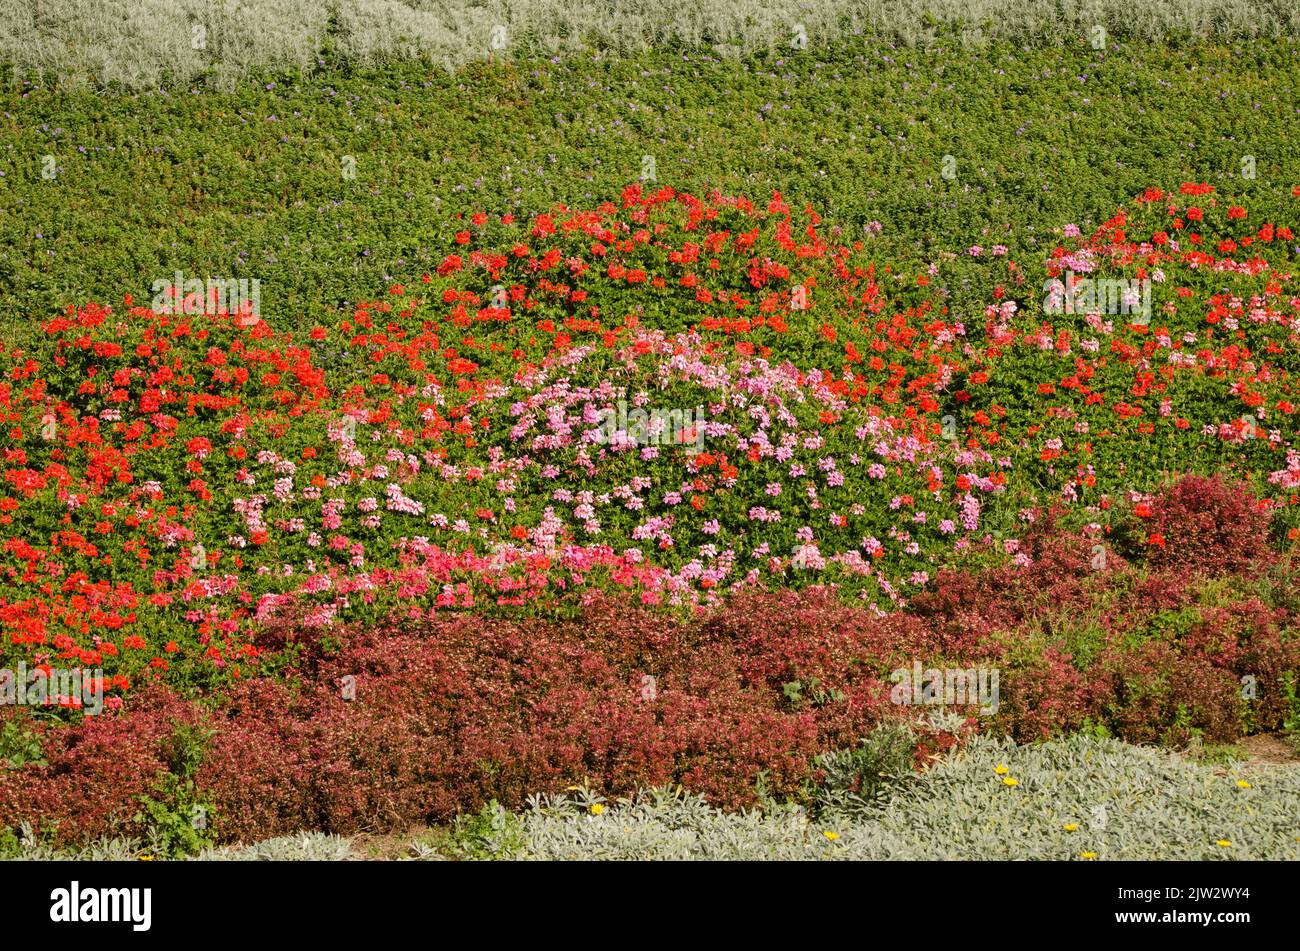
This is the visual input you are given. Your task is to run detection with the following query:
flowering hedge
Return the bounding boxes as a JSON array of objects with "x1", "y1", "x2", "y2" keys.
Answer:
[
  {"x1": 2, "y1": 183, "x2": 1299, "y2": 706},
  {"x1": 0, "y1": 508, "x2": 1295, "y2": 846}
]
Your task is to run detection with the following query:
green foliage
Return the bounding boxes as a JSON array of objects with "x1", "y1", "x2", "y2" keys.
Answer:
[
  {"x1": 1282, "y1": 673, "x2": 1300, "y2": 753},
  {"x1": 1163, "y1": 703, "x2": 1202, "y2": 747},
  {"x1": 4, "y1": 38, "x2": 1300, "y2": 343},
  {"x1": 782, "y1": 676, "x2": 844, "y2": 708},
  {"x1": 1043, "y1": 614, "x2": 1110, "y2": 671},
  {"x1": 133, "y1": 775, "x2": 215, "y2": 858},
  {"x1": 1077, "y1": 717, "x2": 1114, "y2": 740},
  {"x1": 131, "y1": 720, "x2": 216, "y2": 857},
  {"x1": 1183, "y1": 738, "x2": 1247, "y2": 767},
  {"x1": 450, "y1": 800, "x2": 528, "y2": 859},
  {"x1": 809, "y1": 722, "x2": 917, "y2": 818},
  {"x1": 0, "y1": 825, "x2": 21, "y2": 857},
  {"x1": 162, "y1": 720, "x2": 214, "y2": 779},
  {"x1": 0, "y1": 717, "x2": 47, "y2": 770}
]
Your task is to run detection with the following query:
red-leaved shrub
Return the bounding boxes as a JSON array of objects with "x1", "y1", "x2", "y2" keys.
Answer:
[{"x1": 1134, "y1": 475, "x2": 1275, "y2": 574}]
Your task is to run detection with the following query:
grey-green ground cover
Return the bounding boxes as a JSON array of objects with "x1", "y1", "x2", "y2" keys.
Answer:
[{"x1": 4, "y1": 0, "x2": 1298, "y2": 91}]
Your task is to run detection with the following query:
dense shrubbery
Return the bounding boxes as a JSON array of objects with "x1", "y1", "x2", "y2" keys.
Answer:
[
  {"x1": 2, "y1": 175, "x2": 1300, "y2": 848},
  {"x1": 4, "y1": 184, "x2": 1300, "y2": 704},
  {"x1": 1115, "y1": 473, "x2": 1278, "y2": 573},
  {"x1": 5, "y1": 39, "x2": 1300, "y2": 337},
  {"x1": 1, "y1": 498, "x2": 1296, "y2": 847},
  {"x1": 5, "y1": 25, "x2": 1300, "y2": 862}
]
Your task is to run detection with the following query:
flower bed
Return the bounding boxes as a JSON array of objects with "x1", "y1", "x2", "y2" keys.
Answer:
[
  {"x1": 3, "y1": 184, "x2": 1300, "y2": 701},
  {"x1": 2, "y1": 183, "x2": 1299, "y2": 848},
  {"x1": 1, "y1": 506, "x2": 1297, "y2": 847}
]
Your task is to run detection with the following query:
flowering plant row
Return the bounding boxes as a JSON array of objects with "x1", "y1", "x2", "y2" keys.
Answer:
[
  {"x1": 2, "y1": 183, "x2": 1299, "y2": 698},
  {"x1": 0, "y1": 502, "x2": 1295, "y2": 847}
]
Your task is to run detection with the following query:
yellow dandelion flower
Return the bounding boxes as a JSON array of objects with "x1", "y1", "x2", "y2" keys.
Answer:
[
  {"x1": 1063, "y1": 823, "x2": 1079, "y2": 832},
  {"x1": 1236, "y1": 779, "x2": 1251, "y2": 789},
  {"x1": 1216, "y1": 839, "x2": 1231, "y2": 847},
  {"x1": 1002, "y1": 776, "x2": 1019, "y2": 787},
  {"x1": 590, "y1": 803, "x2": 605, "y2": 815},
  {"x1": 822, "y1": 831, "x2": 840, "y2": 841},
  {"x1": 138, "y1": 856, "x2": 154, "y2": 862},
  {"x1": 1080, "y1": 852, "x2": 1098, "y2": 860},
  {"x1": 994, "y1": 764, "x2": 1009, "y2": 775}
]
